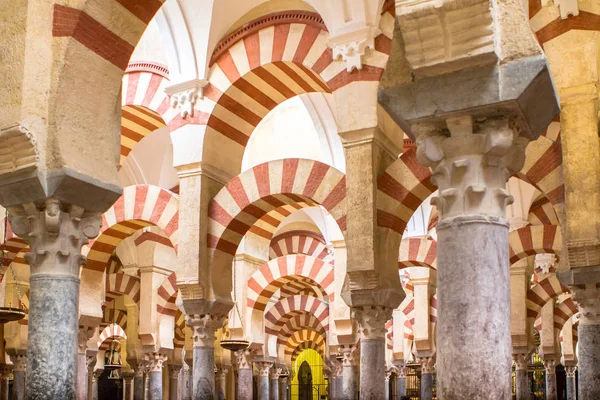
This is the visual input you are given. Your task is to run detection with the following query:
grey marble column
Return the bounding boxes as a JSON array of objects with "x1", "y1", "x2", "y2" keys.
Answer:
[
  {"x1": 335, "y1": 375, "x2": 343, "y2": 400},
  {"x1": 134, "y1": 368, "x2": 144, "y2": 400},
  {"x1": 341, "y1": 345, "x2": 358, "y2": 400},
  {"x1": 420, "y1": 372, "x2": 433, "y2": 400},
  {"x1": 353, "y1": 307, "x2": 391, "y2": 400},
  {"x1": 8, "y1": 202, "x2": 102, "y2": 400},
  {"x1": 234, "y1": 350, "x2": 254, "y2": 400},
  {"x1": 565, "y1": 366, "x2": 577, "y2": 400},
  {"x1": 278, "y1": 375, "x2": 289, "y2": 400},
  {"x1": 188, "y1": 315, "x2": 225, "y2": 400},
  {"x1": 92, "y1": 370, "x2": 102, "y2": 400},
  {"x1": 269, "y1": 367, "x2": 280, "y2": 400},
  {"x1": 513, "y1": 354, "x2": 530, "y2": 400},
  {"x1": 169, "y1": 365, "x2": 182, "y2": 400},
  {"x1": 11, "y1": 355, "x2": 26, "y2": 400},
  {"x1": 578, "y1": 324, "x2": 600, "y2": 400},
  {"x1": 384, "y1": 370, "x2": 393, "y2": 400},
  {"x1": 0, "y1": 364, "x2": 12, "y2": 400},
  {"x1": 255, "y1": 361, "x2": 272, "y2": 400},
  {"x1": 123, "y1": 372, "x2": 134, "y2": 400},
  {"x1": 145, "y1": 353, "x2": 167, "y2": 400},
  {"x1": 396, "y1": 368, "x2": 406, "y2": 398},
  {"x1": 215, "y1": 366, "x2": 228, "y2": 400},
  {"x1": 544, "y1": 359, "x2": 557, "y2": 400},
  {"x1": 77, "y1": 326, "x2": 95, "y2": 400}
]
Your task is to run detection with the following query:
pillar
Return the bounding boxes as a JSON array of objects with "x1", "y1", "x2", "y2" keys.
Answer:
[
  {"x1": 340, "y1": 345, "x2": 358, "y2": 400},
  {"x1": 334, "y1": 366, "x2": 343, "y2": 400},
  {"x1": 234, "y1": 349, "x2": 253, "y2": 400},
  {"x1": 134, "y1": 367, "x2": 144, "y2": 400},
  {"x1": 187, "y1": 314, "x2": 224, "y2": 400},
  {"x1": 513, "y1": 353, "x2": 530, "y2": 400},
  {"x1": 0, "y1": 364, "x2": 12, "y2": 400},
  {"x1": 215, "y1": 366, "x2": 227, "y2": 400},
  {"x1": 396, "y1": 366, "x2": 406, "y2": 398},
  {"x1": 8, "y1": 201, "x2": 102, "y2": 399},
  {"x1": 418, "y1": 357, "x2": 434, "y2": 400},
  {"x1": 122, "y1": 372, "x2": 134, "y2": 400},
  {"x1": 92, "y1": 370, "x2": 102, "y2": 400},
  {"x1": 269, "y1": 367, "x2": 280, "y2": 400},
  {"x1": 87, "y1": 356, "x2": 96, "y2": 400},
  {"x1": 255, "y1": 361, "x2": 272, "y2": 400},
  {"x1": 145, "y1": 353, "x2": 167, "y2": 400},
  {"x1": 278, "y1": 374, "x2": 289, "y2": 400},
  {"x1": 544, "y1": 359, "x2": 557, "y2": 400},
  {"x1": 11, "y1": 355, "x2": 26, "y2": 400},
  {"x1": 170, "y1": 365, "x2": 182, "y2": 400},
  {"x1": 77, "y1": 325, "x2": 95, "y2": 400},
  {"x1": 565, "y1": 366, "x2": 577, "y2": 400},
  {"x1": 384, "y1": 370, "x2": 393, "y2": 400},
  {"x1": 353, "y1": 306, "x2": 391, "y2": 399}
]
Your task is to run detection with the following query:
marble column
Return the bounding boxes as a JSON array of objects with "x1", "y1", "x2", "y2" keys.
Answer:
[
  {"x1": 187, "y1": 314, "x2": 225, "y2": 400},
  {"x1": 340, "y1": 345, "x2": 358, "y2": 400},
  {"x1": 234, "y1": 349, "x2": 253, "y2": 400},
  {"x1": 169, "y1": 365, "x2": 182, "y2": 400},
  {"x1": 92, "y1": 370, "x2": 103, "y2": 400},
  {"x1": 396, "y1": 366, "x2": 406, "y2": 398},
  {"x1": 134, "y1": 367, "x2": 144, "y2": 400},
  {"x1": 255, "y1": 361, "x2": 272, "y2": 400},
  {"x1": 145, "y1": 353, "x2": 167, "y2": 400},
  {"x1": 544, "y1": 359, "x2": 557, "y2": 400},
  {"x1": 144, "y1": 371, "x2": 150, "y2": 399},
  {"x1": 11, "y1": 355, "x2": 26, "y2": 400},
  {"x1": 334, "y1": 368, "x2": 343, "y2": 400},
  {"x1": 87, "y1": 356, "x2": 96, "y2": 400},
  {"x1": 565, "y1": 366, "x2": 577, "y2": 400},
  {"x1": 8, "y1": 201, "x2": 102, "y2": 399},
  {"x1": 384, "y1": 370, "x2": 393, "y2": 400},
  {"x1": 278, "y1": 374, "x2": 289, "y2": 400},
  {"x1": 77, "y1": 325, "x2": 95, "y2": 400},
  {"x1": 353, "y1": 306, "x2": 391, "y2": 399},
  {"x1": 419, "y1": 357, "x2": 434, "y2": 400},
  {"x1": 513, "y1": 353, "x2": 530, "y2": 400},
  {"x1": 215, "y1": 366, "x2": 228, "y2": 400},
  {"x1": 0, "y1": 364, "x2": 12, "y2": 400},
  {"x1": 123, "y1": 372, "x2": 135, "y2": 400},
  {"x1": 411, "y1": 117, "x2": 527, "y2": 399},
  {"x1": 269, "y1": 367, "x2": 280, "y2": 400}
]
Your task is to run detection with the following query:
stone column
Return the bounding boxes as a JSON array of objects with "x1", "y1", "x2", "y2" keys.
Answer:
[
  {"x1": 269, "y1": 367, "x2": 280, "y2": 400},
  {"x1": 77, "y1": 325, "x2": 95, "y2": 400},
  {"x1": 234, "y1": 349, "x2": 253, "y2": 400},
  {"x1": 0, "y1": 364, "x2": 12, "y2": 400},
  {"x1": 334, "y1": 364, "x2": 343, "y2": 400},
  {"x1": 87, "y1": 356, "x2": 97, "y2": 400},
  {"x1": 255, "y1": 360, "x2": 272, "y2": 400},
  {"x1": 513, "y1": 353, "x2": 530, "y2": 400},
  {"x1": 278, "y1": 374, "x2": 289, "y2": 400},
  {"x1": 145, "y1": 353, "x2": 167, "y2": 400},
  {"x1": 418, "y1": 357, "x2": 434, "y2": 400},
  {"x1": 215, "y1": 366, "x2": 228, "y2": 400},
  {"x1": 543, "y1": 359, "x2": 557, "y2": 400},
  {"x1": 565, "y1": 366, "x2": 577, "y2": 400},
  {"x1": 8, "y1": 201, "x2": 102, "y2": 399},
  {"x1": 340, "y1": 345, "x2": 359, "y2": 400},
  {"x1": 396, "y1": 366, "x2": 406, "y2": 398},
  {"x1": 134, "y1": 367, "x2": 144, "y2": 400},
  {"x1": 187, "y1": 314, "x2": 225, "y2": 400},
  {"x1": 170, "y1": 365, "x2": 182, "y2": 400},
  {"x1": 353, "y1": 306, "x2": 391, "y2": 399},
  {"x1": 92, "y1": 370, "x2": 103, "y2": 400},
  {"x1": 11, "y1": 355, "x2": 26, "y2": 400},
  {"x1": 411, "y1": 117, "x2": 529, "y2": 399},
  {"x1": 123, "y1": 372, "x2": 135, "y2": 400},
  {"x1": 384, "y1": 370, "x2": 393, "y2": 400}
]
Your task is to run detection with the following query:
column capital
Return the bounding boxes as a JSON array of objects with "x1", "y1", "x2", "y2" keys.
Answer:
[
  {"x1": 270, "y1": 367, "x2": 282, "y2": 379},
  {"x1": 8, "y1": 199, "x2": 102, "y2": 276},
  {"x1": 558, "y1": 267, "x2": 600, "y2": 325},
  {"x1": 417, "y1": 356, "x2": 435, "y2": 374},
  {"x1": 86, "y1": 355, "x2": 96, "y2": 375},
  {"x1": 0, "y1": 364, "x2": 12, "y2": 379},
  {"x1": 92, "y1": 369, "x2": 103, "y2": 382},
  {"x1": 255, "y1": 360, "x2": 273, "y2": 377},
  {"x1": 144, "y1": 352, "x2": 167, "y2": 372},
  {"x1": 165, "y1": 79, "x2": 208, "y2": 118},
  {"x1": 122, "y1": 371, "x2": 135, "y2": 382},
  {"x1": 512, "y1": 353, "x2": 530, "y2": 371},
  {"x1": 339, "y1": 344, "x2": 360, "y2": 366},
  {"x1": 543, "y1": 358, "x2": 558, "y2": 375},
  {"x1": 385, "y1": 368, "x2": 394, "y2": 381},
  {"x1": 12, "y1": 355, "x2": 27, "y2": 372},
  {"x1": 186, "y1": 314, "x2": 226, "y2": 348},
  {"x1": 78, "y1": 325, "x2": 96, "y2": 355},
  {"x1": 352, "y1": 306, "x2": 392, "y2": 340},
  {"x1": 414, "y1": 116, "x2": 527, "y2": 223},
  {"x1": 169, "y1": 364, "x2": 183, "y2": 379},
  {"x1": 215, "y1": 365, "x2": 229, "y2": 379},
  {"x1": 234, "y1": 349, "x2": 253, "y2": 370},
  {"x1": 565, "y1": 365, "x2": 577, "y2": 377}
]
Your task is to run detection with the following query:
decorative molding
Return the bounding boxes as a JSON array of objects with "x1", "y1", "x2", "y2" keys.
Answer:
[
  {"x1": 210, "y1": 11, "x2": 327, "y2": 66},
  {"x1": 126, "y1": 61, "x2": 170, "y2": 79},
  {"x1": 418, "y1": 356, "x2": 435, "y2": 374},
  {"x1": 187, "y1": 314, "x2": 226, "y2": 348},
  {"x1": 340, "y1": 344, "x2": 359, "y2": 366},
  {"x1": 144, "y1": 352, "x2": 167, "y2": 372},
  {"x1": 567, "y1": 239, "x2": 600, "y2": 269},
  {"x1": 352, "y1": 306, "x2": 392, "y2": 340},
  {"x1": 555, "y1": 0, "x2": 579, "y2": 19},
  {"x1": 255, "y1": 360, "x2": 273, "y2": 377},
  {"x1": 165, "y1": 79, "x2": 208, "y2": 118},
  {"x1": 328, "y1": 26, "x2": 381, "y2": 72},
  {"x1": 0, "y1": 124, "x2": 38, "y2": 177},
  {"x1": 512, "y1": 353, "x2": 530, "y2": 371},
  {"x1": 234, "y1": 349, "x2": 253, "y2": 370}
]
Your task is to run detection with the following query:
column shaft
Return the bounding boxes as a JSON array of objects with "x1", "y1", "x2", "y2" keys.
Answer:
[
  {"x1": 342, "y1": 365, "x2": 358, "y2": 400},
  {"x1": 237, "y1": 368, "x2": 253, "y2": 400},
  {"x1": 269, "y1": 377, "x2": 279, "y2": 400},
  {"x1": 420, "y1": 372, "x2": 433, "y2": 400},
  {"x1": 148, "y1": 371, "x2": 162, "y2": 400},
  {"x1": 546, "y1": 372, "x2": 557, "y2": 400},
  {"x1": 134, "y1": 374, "x2": 144, "y2": 400},
  {"x1": 193, "y1": 347, "x2": 214, "y2": 399},
  {"x1": 578, "y1": 324, "x2": 600, "y2": 400},
  {"x1": 257, "y1": 375, "x2": 269, "y2": 400},
  {"x1": 396, "y1": 374, "x2": 406, "y2": 398},
  {"x1": 1, "y1": 378, "x2": 9, "y2": 400},
  {"x1": 515, "y1": 369, "x2": 529, "y2": 400},
  {"x1": 11, "y1": 356, "x2": 26, "y2": 400},
  {"x1": 215, "y1": 368, "x2": 227, "y2": 400},
  {"x1": 123, "y1": 375, "x2": 134, "y2": 400},
  {"x1": 76, "y1": 352, "x2": 88, "y2": 400},
  {"x1": 566, "y1": 371, "x2": 577, "y2": 400},
  {"x1": 278, "y1": 376, "x2": 288, "y2": 400},
  {"x1": 360, "y1": 339, "x2": 384, "y2": 399}
]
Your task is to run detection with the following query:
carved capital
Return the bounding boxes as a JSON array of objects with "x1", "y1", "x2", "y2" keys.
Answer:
[
  {"x1": 571, "y1": 286, "x2": 600, "y2": 326},
  {"x1": 144, "y1": 352, "x2": 167, "y2": 372},
  {"x1": 78, "y1": 325, "x2": 96, "y2": 354},
  {"x1": 396, "y1": 365, "x2": 406, "y2": 378},
  {"x1": 234, "y1": 349, "x2": 253, "y2": 370},
  {"x1": 340, "y1": 344, "x2": 359, "y2": 367},
  {"x1": 414, "y1": 116, "x2": 527, "y2": 223},
  {"x1": 385, "y1": 368, "x2": 394, "y2": 380},
  {"x1": 534, "y1": 253, "x2": 557, "y2": 279},
  {"x1": 418, "y1": 356, "x2": 435, "y2": 374},
  {"x1": 543, "y1": 358, "x2": 558, "y2": 375},
  {"x1": 9, "y1": 199, "x2": 101, "y2": 276},
  {"x1": 270, "y1": 367, "x2": 282, "y2": 379},
  {"x1": 512, "y1": 353, "x2": 530, "y2": 371},
  {"x1": 328, "y1": 27, "x2": 381, "y2": 72},
  {"x1": 165, "y1": 79, "x2": 208, "y2": 118},
  {"x1": 565, "y1": 365, "x2": 577, "y2": 378},
  {"x1": 352, "y1": 306, "x2": 392, "y2": 340},
  {"x1": 92, "y1": 369, "x2": 103, "y2": 382},
  {"x1": 255, "y1": 361, "x2": 273, "y2": 377},
  {"x1": 0, "y1": 364, "x2": 13, "y2": 380},
  {"x1": 12, "y1": 355, "x2": 27, "y2": 372},
  {"x1": 186, "y1": 314, "x2": 226, "y2": 348},
  {"x1": 86, "y1": 355, "x2": 96, "y2": 375},
  {"x1": 169, "y1": 364, "x2": 182, "y2": 380}
]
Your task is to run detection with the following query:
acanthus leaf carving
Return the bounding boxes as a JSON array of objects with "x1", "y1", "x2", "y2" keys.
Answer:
[
  {"x1": 328, "y1": 26, "x2": 381, "y2": 73},
  {"x1": 165, "y1": 79, "x2": 208, "y2": 118}
]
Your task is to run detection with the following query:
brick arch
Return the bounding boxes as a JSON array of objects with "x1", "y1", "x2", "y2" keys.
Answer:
[
  {"x1": 264, "y1": 295, "x2": 329, "y2": 336},
  {"x1": 209, "y1": 160, "x2": 344, "y2": 300},
  {"x1": 279, "y1": 277, "x2": 329, "y2": 301},
  {"x1": 398, "y1": 237, "x2": 437, "y2": 270},
  {"x1": 157, "y1": 272, "x2": 178, "y2": 316},
  {"x1": 554, "y1": 295, "x2": 578, "y2": 334},
  {"x1": 247, "y1": 255, "x2": 335, "y2": 311},
  {"x1": 529, "y1": 1, "x2": 600, "y2": 44},
  {"x1": 269, "y1": 230, "x2": 332, "y2": 263},
  {"x1": 106, "y1": 273, "x2": 141, "y2": 305},
  {"x1": 526, "y1": 275, "x2": 571, "y2": 320},
  {"x1": 200, "y1": 13, "x2": 393, "y2": 177},
  {"x1": 508, "y1": 225, "x2": 561, "y2": 265},
  {"x1": 528, "y1": 195, "x2": 560, "y2": 226},
  {"x1": 276, "y1": 313, "x2": 328, "y2": 346},
  {"x1": 98, "y1": 323, "x2": 127, "y2": 349},
  {"x1": 285, "y1": 329, "x2": 326, "y2": 365},
  {"x1": 85, "y1": 185, "x2": 179, "y2": 274}
]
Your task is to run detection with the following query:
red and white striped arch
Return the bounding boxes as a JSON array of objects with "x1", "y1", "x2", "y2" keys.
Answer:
[
  {"x1": 174, "y1": 310, "x2": 186, "y2": 349},
  {"x1": 554, "y1": 295, "x2": 578, "y2": 333},
  {"x1": 98, "y1": 323, "x2": 127, "y2": 349},
  {"x1": 526, "y1": 274, "x2": 571, "y2": 319},
  {"x1": 199, "y1": 11, "x2": 394, "y2": 176},
  {"x1": 106, "y1": 273, "x2": 141, "y2": 305},
  {"x1": 508, "y1": 225, "x2": 561, "y2": 266},
  {"x1": 269, "y1": 230, "x2": 332, "y2": 263},
  {"x1": 398, "y1": 237, "x2": 437, "y2": 270},
  {"x1": 276, "y1": 313, "x2": 328, "y2": 346},
  {"x1": 264, "y1": 295, "x2": 329, "y2": 336},
  {"x1": 285, "y1": 329, "x2": 326, "y2": 364},
  {"x1": 528, "y1": 195, "x2": 560, "y2": 226},
  {"x1": 279, "y1": 276, "x2": 329, "y2": 301},
  {"x1": 247, "y1": 255, "x2": 335, "y2": 311},
  {"x1": 529, "y1": 1, "x2": 600, "y2": 45},
  {"x1": 86, "y1": 185, "x2": 179, "y2": 274},
  {"x1": 157, "y1": 272, "x2": 178, "y2": 317}
]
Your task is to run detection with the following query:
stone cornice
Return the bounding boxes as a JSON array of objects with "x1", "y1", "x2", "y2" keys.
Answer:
[{"x1": 125, "y1": 61, "x2": 170, "y2": 79}]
